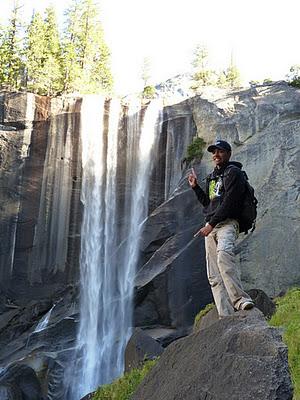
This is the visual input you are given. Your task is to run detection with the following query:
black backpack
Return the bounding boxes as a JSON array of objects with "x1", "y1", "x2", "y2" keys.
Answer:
[
  {"x1": 239, "y1": 171, "x2": 258, "y2": 234},
  {"x1": 223, "y1": 166, "x2": 258, "y2": 234}
]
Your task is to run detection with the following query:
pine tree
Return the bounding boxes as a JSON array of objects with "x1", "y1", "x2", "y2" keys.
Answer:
[
  {"x1": 0, "y1": 1, "x2": 24, "y2": 90},
  {"x1": 216, "y1": 71, "x2": 227, "y2": 88},
  {"x1": 225, "y1": 63, "x2": 241, "y2": 88},
  {"x1": 191, "y1": 44, "x2": 215, "y2": 91},
  {"x1": 287, "y1": 65, "x2": 300, "y2": 88},
  {"x1": 25, "y1": 7, "x2": 63, "y2": 95},
  {"x1": 42, "y1": 6, "x2": 63, "y2": 95},
  {"x1": 224, "y1": 54, "x2": 241, "y2": 88},
  {"x1": 140, "y1": 56, "x2": 156, "y2": 99},
  {"x1": 62, "y1": 0, "x2": 113, "y2": 94},
  {"x1": 0, "y1": 26, "x2": 6, "y2": 84},
  {"x1": 25, "y1": 11, "x2": 47, "y2": 93}
]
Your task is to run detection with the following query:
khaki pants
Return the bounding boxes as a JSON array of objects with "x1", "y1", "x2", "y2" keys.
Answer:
[{"x1": 205, "y1": 219, "x2": 251, "y2": 317}]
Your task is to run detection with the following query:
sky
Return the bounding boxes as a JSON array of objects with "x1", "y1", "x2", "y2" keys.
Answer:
[{"x1": 1, "y1": 0, "x2": 300, "y2": 95}]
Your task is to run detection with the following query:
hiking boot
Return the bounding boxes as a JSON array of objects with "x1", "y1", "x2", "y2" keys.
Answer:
[{"x1": 240, "y1": 301, "x2": 254, "y2": 310}]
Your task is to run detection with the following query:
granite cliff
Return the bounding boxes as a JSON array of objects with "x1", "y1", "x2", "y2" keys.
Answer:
[{"x1": 0, "y1": 81, "x2": 298, "y2": 398}]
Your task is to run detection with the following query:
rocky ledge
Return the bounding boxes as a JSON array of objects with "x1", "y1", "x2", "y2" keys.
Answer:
[{"x1": 131, "y1": 308, "x2": 293, "y2": 400}]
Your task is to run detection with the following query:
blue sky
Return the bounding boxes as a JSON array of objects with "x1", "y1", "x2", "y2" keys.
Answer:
[{"x1": 1, "y1": 0, "x2": 300, "y2": 95}]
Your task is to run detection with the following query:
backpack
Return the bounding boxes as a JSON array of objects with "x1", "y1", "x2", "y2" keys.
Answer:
[{"x1": 223, "y1": 166, "x2": 258, "y2": 234}]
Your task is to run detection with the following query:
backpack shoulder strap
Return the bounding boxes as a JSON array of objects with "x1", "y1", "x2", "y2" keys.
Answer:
[{"x1": 221, "y1": 165, "x2": 246, "y2": 191}]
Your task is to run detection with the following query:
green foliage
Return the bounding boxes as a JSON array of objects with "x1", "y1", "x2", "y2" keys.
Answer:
[
  {"x1": 249, "y1": 80, "x2": 260, "y2": 87},
  {"x1": 0, "y1": 1, "x2": 24, "y2": 90},
  {"x1": 225, "y1": 62, "x2": 241, "y2": 88},
  {"x1": 142, "y1": 85, "x2": 156, "y2": 99},
  {"x1": 215, "y1": 64, "x2": 240, "y2": 89},
  {"x1": 24, "y1": 7, "x2": 63, "y2": 95},
  {"x1": 43, "y1": 7, "x2": 64, "y2": 94},
  {"x1": 25, "y1": 12, "x2": 46, "y2": 93},
  {"x1": 191, "y1": 44, "x2": 215, "y2": 91},
  {"x1": 263, "y1": 78, "x2": 273, "y2": 84},
  {"x1": 190, "y1": 45, "x2": 241, "y2": 90},
  {"x1": 194, "y1": 303, "x2": 215, "y2": 331},
  {"x1": 92, "y1": 359, "x2": 158, "y2": 400},
  {"x1": 186, "y1": 137, "x2": 206, "y2": 163},
  {"x1": 216, "y1": 71, "x2": 228, "y2": 88},
  {"x1": 269, "y1": 288, "x2": 300, "y2": 399},
  {"x1": 0, "y1": 0, "x2": 113, "y2": 95},
  {"x1": 287, "y1": 65, "x2": 300, "y2": 88},
  {"x1": 62, "y1": 0, "x2": 113, "y2": 94}
]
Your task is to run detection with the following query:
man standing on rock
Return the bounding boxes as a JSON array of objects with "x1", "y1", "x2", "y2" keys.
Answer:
[{"x1": 188, "y1": 139, "x2": 254, "y2": 318}]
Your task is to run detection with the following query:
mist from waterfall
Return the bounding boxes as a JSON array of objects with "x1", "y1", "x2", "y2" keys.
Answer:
[{"x1": 70, "y1": 96, "x2": 162, "y2": 399}]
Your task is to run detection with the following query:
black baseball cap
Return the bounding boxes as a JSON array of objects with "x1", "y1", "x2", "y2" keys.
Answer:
[{"x1": 207, "y1": 140, "x2": 231, "y2": 153}]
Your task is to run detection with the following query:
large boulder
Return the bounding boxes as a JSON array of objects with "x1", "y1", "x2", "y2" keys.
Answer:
[
  {"x1": 124, "y1": 328, "x2": 163, "y2": 372},
  {"x1": 132, "y1": 309, "x2": 293, "y2": 400}
]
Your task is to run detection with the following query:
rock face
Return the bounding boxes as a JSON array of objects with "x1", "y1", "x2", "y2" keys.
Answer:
[
  {"x1": 132, "y1": 309, "x2": 293, "y2": 400},
  {"x1": 0, "y1": 364, "x2": 43, "y2": 400},
  {"x1": 0, "y1": 92, "x2": 82, "y2": 304},
  {"x1": 0, "y1": 82, "x2": 299, "y2": 398},
  {"x1": 188, "y1": 82, "x2": 300, "y2": 296},
  {"x1": 134, "y1": 81, "x2": 300, "y2": 335}
]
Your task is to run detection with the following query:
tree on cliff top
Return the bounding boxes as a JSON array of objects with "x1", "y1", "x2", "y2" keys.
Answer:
[
  {"x1": 25, "y1": 7, "x2": 63, "y2": 95},
  {"x1": 0, "y1": 1, "x2": 24, "y2": 90},
  {"x1": 62, "y1": 0, "x2": 113, "y2": 94},
  {"x1": 24, "y1": 12, "x2": 46, "y2": 93},
  {"x1": 225, "y1": 59, "x2": 241, "y2": 88},
  {"x1": 190, "y1": 44, "x2": 215, "y2": 91},
  {"x1": 287, "y1": 64, "x2": 300, "y2": 88},
  {"x1": 140, "y1": 57, "x2": 156, "y2": 99},
  {"x1": 0, "y1": 0, "x2": 113, "y2": 95},
  {"x1": 43, "y1": 7, "x2": 64, "y2": 95}
]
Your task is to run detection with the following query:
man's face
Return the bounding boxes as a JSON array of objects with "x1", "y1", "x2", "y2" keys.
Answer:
[{"x1": 212, "y1": 148, "x2": 231, "y2": 167}]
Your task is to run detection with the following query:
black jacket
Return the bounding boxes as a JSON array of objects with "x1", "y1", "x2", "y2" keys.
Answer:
[{"x1": 192, "y1": 161, "x2": 246, "y2": 227}]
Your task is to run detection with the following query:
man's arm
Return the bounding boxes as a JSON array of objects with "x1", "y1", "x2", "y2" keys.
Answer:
[
  {"x1": 188, "y1": 174, "x2": 210, "y2": 207},
  {"x1": 209, "y1": 167, "x2": 245, "y2": 227}
]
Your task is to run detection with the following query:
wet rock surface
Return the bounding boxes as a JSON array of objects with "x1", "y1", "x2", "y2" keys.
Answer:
[
  {"x1": 0, "y1": 364, "x2": 43, "y2": 400},
  {"x1": 0, "y1": 285, "x2": 78, "y2": 400},
  {"x1": 132, "y1": 309, "x2": 293, "y2": 400}
]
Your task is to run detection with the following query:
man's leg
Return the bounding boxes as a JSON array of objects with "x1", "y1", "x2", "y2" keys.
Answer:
[
  {"x1": 216, "y1": 219, "x2": 253, "y2": 310},
  {"x1": 205, "y1": 230, "x2": 235, "y2": 317}
]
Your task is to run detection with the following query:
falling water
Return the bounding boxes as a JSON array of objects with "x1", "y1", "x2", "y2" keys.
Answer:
[
  {"x1": 71, "y1": 95, "x2": 106, "y2": 400},
  {"x1": 71, "y1": 96, "x2": 162, "y2": 399},
  {"x1": 34, "y1": 304, "x2": 55, "y2": 333}
]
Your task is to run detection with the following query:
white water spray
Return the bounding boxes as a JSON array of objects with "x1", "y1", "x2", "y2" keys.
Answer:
[
  {"x1": 34, "y1": 304, "x2": 55, "y2": 333},
  {"x1": 71, "y1": 97, "x2": 162, "y2": 399}
]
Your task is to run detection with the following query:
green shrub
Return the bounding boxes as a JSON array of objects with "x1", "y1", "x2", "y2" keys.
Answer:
[
  {"x1": 142, "y1": 85, "x2": 156, "y2": 99},
  {"x1": 186, "y1": 137, "x2": 206, "y2": 163},
  {"x1": 289, "y1": 78, "x2": 300, "y2": 89},
  {"x1": 193, "y1": 303, "x2": 215, "y2": 331},
  {"x1": 269, "y1": 288, "x2": 300, "y2": 399},
  {"x1": 263, "y1": 78, "x2": 273, "y2": 84},
  {"x1": 92, "y1": 359, "x2": 158, "y2": 400}
]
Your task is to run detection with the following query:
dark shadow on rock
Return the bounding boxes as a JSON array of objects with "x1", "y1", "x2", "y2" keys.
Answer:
[
  {"x1": 248, "y1": 288, "x2": 276, "y2": 318},
  {"x1": 125, "y1": 328, "x2": 163, "y2": 373},
  {"x1": 0, "y1": 364, "x2": 43, "y2": 400}
]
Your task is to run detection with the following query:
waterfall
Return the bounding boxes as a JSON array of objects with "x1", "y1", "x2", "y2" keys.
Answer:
[
  {"x1": 71, "y1": 96, "x2": 162, "y2": 400},
  {"x1": 71, "y1": 95, "x2": 106, "y2": 399}
]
